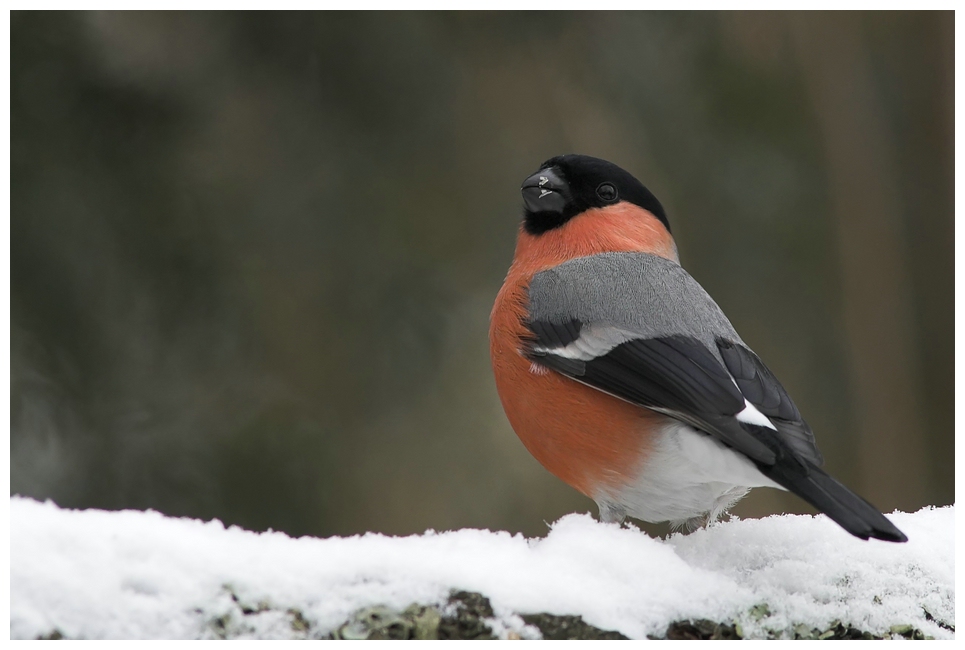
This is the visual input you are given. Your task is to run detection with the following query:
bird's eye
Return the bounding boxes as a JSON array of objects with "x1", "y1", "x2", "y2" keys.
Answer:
[{"x1": 596, "y1": 183, "x2": 618, "y2": 202}]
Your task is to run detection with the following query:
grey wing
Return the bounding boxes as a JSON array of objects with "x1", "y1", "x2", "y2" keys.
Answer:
[{"x1": 525, "y1": 252, "x2": 822, "y2": 468}]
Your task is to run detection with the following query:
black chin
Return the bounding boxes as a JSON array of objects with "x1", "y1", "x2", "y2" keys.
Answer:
[{"x1": 523, "y1": 208, "x2": 573, "y2": 235}]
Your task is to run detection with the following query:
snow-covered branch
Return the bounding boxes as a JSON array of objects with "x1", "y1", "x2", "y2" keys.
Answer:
[{"x1": 10, "y1": 497, "x2": 953, "y2": 640}]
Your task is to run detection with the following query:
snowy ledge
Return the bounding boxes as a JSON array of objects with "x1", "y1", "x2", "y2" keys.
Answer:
[{"x1": 10, "y1": 497, "x2": 954, "y2": 640}]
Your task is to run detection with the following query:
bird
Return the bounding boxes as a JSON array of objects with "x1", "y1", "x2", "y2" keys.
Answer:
[{"x1": 489, "y1": 154, "x2": 907, "y2": 542}]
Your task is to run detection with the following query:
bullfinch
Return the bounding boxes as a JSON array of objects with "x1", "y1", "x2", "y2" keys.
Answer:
[{"x1": 489, "y1": 154, "x2": 906, "y2": 542}]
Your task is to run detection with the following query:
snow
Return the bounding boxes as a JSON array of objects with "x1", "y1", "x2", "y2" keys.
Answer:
[{"x1": 10, "y1": 496, "x2": 955, "y2": 640}]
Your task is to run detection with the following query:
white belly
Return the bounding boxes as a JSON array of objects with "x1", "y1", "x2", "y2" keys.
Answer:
[{"x1": 595, "y1": 418, "x2": 784, "y2": 529}]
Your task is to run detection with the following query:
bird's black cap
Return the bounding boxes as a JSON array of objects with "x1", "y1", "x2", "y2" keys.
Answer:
[{"x1": 520, "y1": 154, "x2": 669, "y2": 236}]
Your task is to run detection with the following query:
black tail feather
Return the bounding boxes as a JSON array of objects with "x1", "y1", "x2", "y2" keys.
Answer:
[{"x1": 761, "y1": 461, "x2": 908, "y2": 543}]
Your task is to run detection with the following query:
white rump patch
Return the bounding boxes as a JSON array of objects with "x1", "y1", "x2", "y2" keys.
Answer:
[{"x1": 735, "y1": 399, "x2": 777, "y2": 430}]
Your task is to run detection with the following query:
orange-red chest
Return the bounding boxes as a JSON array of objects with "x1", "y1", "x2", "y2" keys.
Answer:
[{"x1": 488, "y1": 204, "x2": 677, "y2": 498}]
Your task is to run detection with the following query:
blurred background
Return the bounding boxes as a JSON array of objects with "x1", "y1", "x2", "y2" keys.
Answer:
[{"x1": 11, "y1": 11, "x2": 953, "y2": 539}]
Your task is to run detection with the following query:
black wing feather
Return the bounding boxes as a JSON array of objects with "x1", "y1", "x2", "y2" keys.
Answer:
[
  {"x1": 527, "y1": 327, "x2": 778, "y2": 465},
  {"x1": 717, "y1": 339, "x2": 801, "y2": 421},
  {"x1": 716, "y1": 338, "x2": 822, "y2": 465}
]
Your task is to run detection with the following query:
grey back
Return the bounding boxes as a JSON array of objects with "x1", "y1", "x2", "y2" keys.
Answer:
[{"x1": 527, "y1": 252, "x2": 744, "y2": 361}]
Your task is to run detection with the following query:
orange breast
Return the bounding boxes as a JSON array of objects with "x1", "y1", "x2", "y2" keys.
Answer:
[{"x1": 488, "y1": 203, "x2": 676, "y2": 498}]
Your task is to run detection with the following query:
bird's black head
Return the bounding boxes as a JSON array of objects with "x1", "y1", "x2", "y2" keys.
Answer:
[{"x1": 520, "y1": 154, "x2": 669, "y2": 236}]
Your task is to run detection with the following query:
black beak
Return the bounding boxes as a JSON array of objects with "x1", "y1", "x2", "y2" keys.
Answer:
[{"x1": 521, "y1": 167, "x2": 569, "y2": 214}]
